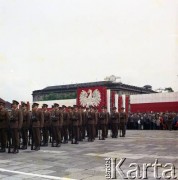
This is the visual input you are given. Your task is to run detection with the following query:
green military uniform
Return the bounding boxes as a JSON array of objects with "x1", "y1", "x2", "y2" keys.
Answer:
[
  {"x1": 0, "y1": 100, "x2": 9, "y2": 152},
  {"x1": 110, "y1": 107, "x2": 119, "y2": 138},
  {"x1": 31, "y1": 103, "x2": 44, "y2": 151},
  {"x1": 51, "y1": 103, "x2": 63, "y2": 147},
  {"x1": 86, "y1": 106, "x2": 96, "y2": 142},
  {"x1": 9, "y1": 100, "x2": 23, "y2": 153},
  {"x1": 42, "y1": 104, "x2": 51, "y2": 146},
  {"x1": 21, "y1": 102, "x2": 30, "y2": 149},
  {"x1": 119, "y1": 107, "x2": 127, "y2": 137}
]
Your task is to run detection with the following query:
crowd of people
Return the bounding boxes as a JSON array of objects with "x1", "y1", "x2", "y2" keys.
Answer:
[
  {"x1": 127, "y1": 112, "x2": 178, "y2": 130},
  {"x1": 0, "y1": 100, "x2": 127, "y2": 154}
]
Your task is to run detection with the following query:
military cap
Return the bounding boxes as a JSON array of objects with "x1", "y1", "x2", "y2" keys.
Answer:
[
  {"x1": 54, "y1": 103, "x2": 59, "y2": 107},
  {"x1": 62, "y1": 105, "x2": 66, "y2": 108},
  {"x1": 42, "y1": 104, "x2": 48, "y2": 108},
  {"x1": 68, "y1": 106, "x2": 72, "y2": 109},
  {"x1": 89, "y1": 105, "x2": 93, "y2": 108},
  {"x1": 21, "y1": 102, "x2": 27, "y2": 107},
  {"x1": 32, "y1": 102, "x2": 39, "y2": 107},
  {"x1": 73, "y1": 105, "x2": 78, "y2": 108},
  {"x1": 112, "y1": 107, "x2": 117, "y2": 110},
  {"x1": 121, "y1": 107, "x2": 125, "y2": 109},
  {"x1": 12, "y1": 100, "x2": 19, "y2": 105},
  {"x1": 0, "y1": 100, "x2": 5, "y2": 105}
]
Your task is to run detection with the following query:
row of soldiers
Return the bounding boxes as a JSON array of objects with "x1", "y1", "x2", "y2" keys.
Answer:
[{"x1": 0, "y1": 100, "x2": 127, "y2": 153}]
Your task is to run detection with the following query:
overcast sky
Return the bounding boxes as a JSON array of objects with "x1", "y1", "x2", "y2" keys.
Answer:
[{"x1": 0, "y1": 0, "x2": 178, "y2": 102}]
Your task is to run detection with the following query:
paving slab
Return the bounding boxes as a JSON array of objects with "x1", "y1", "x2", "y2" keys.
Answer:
[{"x1": 0, "y1": 130, "x2": 178, "y2": 179}]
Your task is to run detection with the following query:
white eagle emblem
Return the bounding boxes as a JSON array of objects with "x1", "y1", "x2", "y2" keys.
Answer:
[{"x1": 79, "y1": 89, "x2": 101, "y2": 107}]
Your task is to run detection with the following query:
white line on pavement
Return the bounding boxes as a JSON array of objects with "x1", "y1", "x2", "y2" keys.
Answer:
[{"x1": 0, "y1": 168, "x2": 76, "y2": 180}]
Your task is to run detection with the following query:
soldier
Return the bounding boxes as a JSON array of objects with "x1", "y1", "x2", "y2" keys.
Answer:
[
  {"x1": 98, "y1": 106, "x2": 107, "y2": 140},
  {"x1": 67, "y1": 106, "x2": 73, "y2": 141},
  {"x1": 94, "y1": 107, "x2": 99, "y2": 138},
  {"x1": 42, "y1": 104, "x2": 51, "y2": 146},
  {"x1": 71, "y1": 105, "x2": 80, "y2": 144},
  {"x1": 81, "y1": 106, "x2": 86, "y2": 140},
  {"x1": 119, "y1": 107, "x2": 127, "y2": 137},
  {"x1": 104, "y1": 106, "x2": 109, "y2": 138},
  {"x1": 9, "y1": 100, "x2": 23, "y2": 153},
  {"x1": 86, "y1": 105, "x2": 96, "y2": 142},
  {"x1": 62, "y1": 105, "x2": 69, "y2": 144},
  {"x1": 51, "y1": 103, "x2": 62, "y2": 147},
  {"x1": 31, "y1": 103, "x2": 44, "y2": 151},
  {"x1": 110, "y1": 107, "x2": 120, "y2": 138},
  {"x1": 21, "y1": 102, "x2": 30, "y2": 150},
  {"x1": 0, "y1": 100, "x2": 9, "y2": 152},
  {"x1": 78, "y1": 106, "x2": 83, "y2": 141}
]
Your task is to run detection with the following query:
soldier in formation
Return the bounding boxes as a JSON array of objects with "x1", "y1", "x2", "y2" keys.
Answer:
[{"x1": 0, "y1": 100, "x2": 131, "y2": 153}]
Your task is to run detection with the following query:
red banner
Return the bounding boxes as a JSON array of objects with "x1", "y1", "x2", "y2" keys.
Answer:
[
  {"x1": 77, "y1": 86, "x2": 107, "y2": 111},
  {"x1": 118, "y1": 96, "x2": 123, "y2": 112}
]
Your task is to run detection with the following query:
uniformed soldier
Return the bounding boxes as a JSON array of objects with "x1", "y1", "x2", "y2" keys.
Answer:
[
  {"x1": 68, "y1": 106, "x2": 73, "y2": 141},
  {"x1": 21, "y1": 102, "x2": 30, "y2": 149},
  {"x1": 81, "y1": 106, "x2": 86, "y2": 140},
  {"x1": 86, "y1": 105, "x2": 96, "y2": 142},
  {"x1": 104, "y1": 106, "x2": 109, "y2": 138},
  {"x1": 42, "y1": 104, "x2": 51, "y2": 146},
  {"x1": 9, "y1": 100, "x2": 23, "y2": 153},
  {"x1": 51, "y1": 103, "x2": 62, "y2": 147},
  {"x1": 78, "y1": 106, "x2": 83, "y2": 141},
  {"x1": 94, "y1": 107, "x2": 99, "y2": 138},
  {"x1": 0, "y1": 100, "x2": 9, "y2": 152},
  {"x1": 62, "y1": 105, "x2": 69, "y2": 143},
  {"x1": 31, "y1": 103, "x2": 44, "y2": 151},
  {"x1": 110, "y1": 107, "x2": 119, "y2": 138},
  {"x1": 71, "y1": 105, "x2": 80, "y2": 144},
  {"x1": 98, "y1": 106, "x2": 107, "y2": 140},
  {"x1": 119, "y1": 107, "x2": 127, "y2": 137}
]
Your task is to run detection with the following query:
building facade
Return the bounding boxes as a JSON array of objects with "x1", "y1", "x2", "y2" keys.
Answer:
[{"x1": 32, "y1": 81, "x2": 155, "y2": 112}]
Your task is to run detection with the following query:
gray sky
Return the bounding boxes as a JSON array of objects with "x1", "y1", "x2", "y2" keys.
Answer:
[{"x1": 0, "y1": 0, "x2": 178, "y2": 102}]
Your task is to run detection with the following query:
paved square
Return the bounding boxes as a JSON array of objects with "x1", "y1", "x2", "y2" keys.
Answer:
[{"x1": 0, "y1": 130, "x2": 178, "y2": 179}]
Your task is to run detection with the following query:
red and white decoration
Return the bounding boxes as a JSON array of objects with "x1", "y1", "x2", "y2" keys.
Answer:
[
  {"x1": 77, "y1": 86, "x2": 107, "y2": 111},
  {"x1": 130, "y1": 92, "x2": 178, "y2": 113}
]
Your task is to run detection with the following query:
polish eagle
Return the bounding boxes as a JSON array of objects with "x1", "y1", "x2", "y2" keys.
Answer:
[{"x1": 79, "y1": 89, "x2": 101, "y2": 107}]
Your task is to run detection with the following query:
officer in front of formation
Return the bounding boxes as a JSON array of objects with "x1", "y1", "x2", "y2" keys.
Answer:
[
  {"x1": 0, "y1": 100, "x2": 9, "y2": 153},
  {"x1": 21, "y1": 102, "x2": 30, "y2": 150},
  {"x1": 42, "y1": 104, "x2": 51, "y2": 146},
  {"x1": 31, "y1": 102, "x2": 44, "y2": 151},
  {"x1": 119, "y1": 107, "x2": 127, "y2": 137},
  {"x1": 110, "y1": 107, "x2": 120, "y2": 138},
  {"x1": 9, "y1": 100, "x2": 23, "y2": 153}
]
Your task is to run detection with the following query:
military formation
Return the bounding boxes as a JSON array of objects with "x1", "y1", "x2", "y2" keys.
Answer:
[{"x1": 0, "y1": 100, "x2": 127, "y2": 154}]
